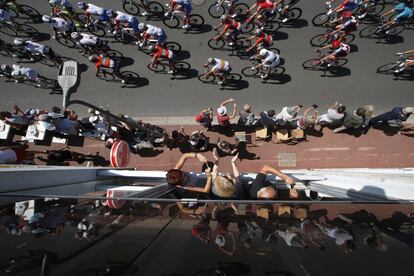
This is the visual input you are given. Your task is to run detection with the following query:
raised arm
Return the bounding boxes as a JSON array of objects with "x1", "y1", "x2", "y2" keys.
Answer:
[
  {"x1": 260, "y1": 165, "x2": 295, "y2": 185},
  {"x1": 220, "y1": 98, "x2": 235, "y2": 107},
  {"x1": 179, "y1": 174, "x2": 213, "y2": 194},
  {"x1": 231, "y1": 153, "x2": 240, "y2": 178},
  {"x1": 229, "y1": 102, "x2": 237, "y2": 119},
  {"x1": 174, "y1": 153, "x2": 207, "y2": 170}
]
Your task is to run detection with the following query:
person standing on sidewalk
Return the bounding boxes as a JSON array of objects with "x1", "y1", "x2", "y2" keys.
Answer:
[
  {"x1": 365, "y1": 107, "x2": 414, "y2": 131},
  {"x1": 238, "y1": 104, "x2": 256, "y2": 127},
  {"x1": 333, "y1": 107, "x2": 366, "y2": 133},
  {"x1": 275, "y1": 105, "x2": 302, "y2": 127},
  {"x1": 258, "y1": 109, "x2": 278, "y2": 130},
  {"x1": 216, "y1": 98, "x2": 237, "y2": 128},
  {"x1": 316, "y1": 102, "x2": 346, "y2": 128},
  {"x1": 195, "y1": 107, "x2": 213, "y2": 130}
]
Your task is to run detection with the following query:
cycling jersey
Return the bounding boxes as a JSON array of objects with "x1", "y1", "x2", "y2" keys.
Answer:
[
  {"x1": 85, "y1": 3, "x2": 105, "y2": 15},
  {"x1": 0, "y1": 9, "x2": 11, "y2": 21},
  {"x1": 115, "y1": 11, "x2": 136, "y2": 23},
  {"x1": 143, "y1": 25, "x2": 167, "y2": 44},
  {"x1": 223, "y1": 19, "x2": 241, "y2": 32},
  {"x1": 79, "y1": 33, "x2": 98, "y2": 45},
  {"x1": 255, "y1": 33, "x2": 273, "y2": 46},
  {"x1": 51, "y1": 17, "x2": 72, "y2": 31},
  {"x1": 342, "y1": 16, "x2": 358, "y2": 33},
  {"x1": 395, "y1": 7, "x2": 413, "y2": 22},
  {"x1": 94, "y1": 56, "x2": 115, "y2": 70},
  {"x1": 23, "y1": 41, "x2": 49, "y2": 55},
  {"x1": 153, "y1": 45, "x2": 173, "y2": 60},
  {"x1": 333, "y1": 42, "x2": 350, "y2": 56},
  {"x1": 11, "y1": 65, "x2": 38, "y2": 80},
  {"x1": 54, "y1": 0, "x2": 72, "y2": 8},
  {"x1": 173, "y1": 0, "x2": 192, "y2": 15},
  {"x1": 212, "y1": 58, "x2": 230, "y2": 72},
  {"x1": 257, "y1": 0, "x2": 275, "y2": 11},
  {"x1": 263, "y1": 51, "x2": 280, "y2": 67},
  {"x1": 340, "y1": 0, "x2": 358, "y2": 11}
]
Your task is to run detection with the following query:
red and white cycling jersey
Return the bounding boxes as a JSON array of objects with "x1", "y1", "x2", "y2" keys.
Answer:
[
  {"x1": 223, "y1": 19, "x2": 241, "y2": 32},
  {"x1": 255, "y1": 33, "x2": 273, "y2": 46},
  {"x1": 257, "y1": 0, "x2": 275, "y2": 11},
  {"x1": 154, "y1": 45, "x2": 173, "y2": 60}
]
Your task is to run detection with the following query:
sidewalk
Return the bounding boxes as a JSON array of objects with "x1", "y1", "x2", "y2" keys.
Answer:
[{"x1": 26, "y1": 123, "x2": 414, "y2": 173}]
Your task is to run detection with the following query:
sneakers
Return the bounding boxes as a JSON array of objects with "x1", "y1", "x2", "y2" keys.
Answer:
[
  {"x1": 394, "y1": 65, "x2": 405, "y2": 73},
  {"x1": 141, "y1": 11, "x2": 149, "y2": 16},
  {"x1": 167, "y1": 69, "x2": 174, "y2": 74},
  {"x1": 164, "y1": 12, "x2": 170, "y2": 17},
  {"x1": 217, "y1": 80, "x2": 224, "y2": 85},
  {"x1": 357, "y1": 13, "x2": 366, "y2": 19},
  {"x1": 229, "y1": 42, "x2": 234, "y2": 46},
  {"x1": 261, "y1": 73, "x2": 268, "y2": 79},
  {"x1": 281, "y1": 17, "x2": 288, "y2": 23},
  {"x1": 182, "y1": 24, "x2": 190, "y2": 29}
]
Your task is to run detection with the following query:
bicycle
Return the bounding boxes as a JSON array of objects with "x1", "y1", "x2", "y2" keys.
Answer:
[
  {"x1": 12, "y1": 49, "x2": 65, "y2": 68},
  {"x1": 241, "y1": 17, "x2": 280, "y2": 34},
  {"x1": 87, "y1": 19, "x2": 114, "y2": 38},
  {"x1": 377, "y1": 54, "x2": 413, "y2": 75},
  {"x1": 197, "y1": 67, "x2": 242, "y2": 88},
  {"x1": 0, "y1": 21, "x2": 39, "y2": 40},
  {"x1": 207, "y1": 30, "x2": 249, "y2": 52},
  {"x1": 359, "y1": 16, "x2": 405, "y2": 39},
  {"x1": 147, "y1": 60, "x2": 191, "y2": 76},
  {"x1": 208, "y1": 0, "x2": 249, "y2": 19},
  {"x1": 53, "y1": 6, "x2": 88, "y2": 29},
  {"x1": 97, "y1": 69, "x2": 140, "y2": 87},
  {"x1": 302, "y1": 51, "x2": 348, "y2": 76},
  {"x1": 241, "y1": 58, "x2": 285, "y2": 82},
  {"x1": 0, "y1": 73, "x2": 59, "y2": 89},
  {"x1": 353, "y1": 0, "x2": 385, "y2": 22},
  {"x1": 162, "y1": 4, "x2": 205, "y2": 30},
  {"x1": 312, "y1": 2, "x2": 338, "y2": 27},
  {"x1": 138, "y1": 39, "x2": 182, "y2": 54},
  {"x1": 5, "y1": 2, "x2": 41, "y2": 22},
  {"x1": 122, "y1": 0, "x2": 164, "y2": 17},
  {"x1": 261, "y1": 6, "x2": 302, "y2": 24},
  {"x1": 310, "y1": 31, "x2": 355, "y2": 47}
]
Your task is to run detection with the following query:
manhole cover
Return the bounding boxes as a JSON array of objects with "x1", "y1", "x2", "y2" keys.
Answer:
[{"x1": 278, "y1": 153, "x2": 296, "y2": 167}]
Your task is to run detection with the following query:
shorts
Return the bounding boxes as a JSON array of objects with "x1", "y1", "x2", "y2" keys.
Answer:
[
  {"x1": 13, "y1": 148, "x2": 27, "y2": 162},
  {"x1": 269, "y1": 58, "x2": 280, "y2": 68},
  {"x1": 343, "y1": 24, "x2": 357, "y2": 34},
  {"x1": 128, "y1": 20, "x2": 140, "y2": 33},
  {"x1": 183, "y1": 3, "x2": 192, "y2": 16},
  {"x1": 395, "y1": 9, "x2": 413, "y2": 23},
  {"x1": 157, "y1": 32, "x2": 167, "y2": 44},
  {"x1": 261, "y1": 9, "x2": 273, "y2": 18},
  {"x1": 336, "y1": 50, "x2": 348, "y2": 57},
  {"x1": 343, "y1": 2, "x2": 357, "y2": 11}
]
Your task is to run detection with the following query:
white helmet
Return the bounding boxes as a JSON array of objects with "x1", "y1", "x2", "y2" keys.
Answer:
[
  {"x1": 88, "y1": 55, "x2": 98, "y2": 62},
  {"x1": 220, "y1": 15, "x2": 227, "y2": 21},
  {"x1": 42, "y1": 15, "x2": 51, "y2": 22},
  {"x1": 259, "y1": 48, "x2": 268, "y2": 56},
  {"x1": 138, "y1": 23, "x2": 145, "y2": 30},
  {"x1": 13, "y1": 38, "x2": 25, "y2": 45},
  {"x1": 1, "y1": 64, "x2": 11, "y2": 72},
  {"x1": 71, "y1": 32, "x2": 81, "y2": 39},
  {"x1": 207, "y1": 57, "x2": 215, "y2": 64}
]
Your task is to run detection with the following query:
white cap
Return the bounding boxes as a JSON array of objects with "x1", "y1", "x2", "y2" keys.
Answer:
[
  {"x1": 89, "y1": 115, "x2": 99, "y2": 123},
  {"x1": 403, "y1": 107, "x2": 414, "y2": 114},
  {"x1": 217, "y1": 106, "x2": 227, "y2": 116}
]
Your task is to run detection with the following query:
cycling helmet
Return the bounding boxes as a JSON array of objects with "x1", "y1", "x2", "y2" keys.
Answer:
[
  {"x1": 71, "y1": 32, "x2": 81, "y2": 39},
  {"x1": 138, "y1": 22, "x2": 145, "y2": 30},
  {"x1": 106, "y1": 9, "x2": 113, "y2": 17},
  {"x1": 88, "y1": 55, "x2": 98, "y2": 62},
  {"x1": 77, "y1": 1, "x2": 86, "y2": 9},
  {"x1": 343, "y1": 11, "x2": 353, "y2": 18},
  {"x1": 13, "y1": 38, "x2": 25, "y2": 46},
  {"x1": 220, "y1": 15, "x2": 228, "y2": 22},
  {"x1": 49, "y1": 0, "x2": 57, "y2": 5},
  {"x1": 0, "y1": 64, "x2": 11, "y2": 72},
  {"x1": 207, "y1": 57, "x2": 216, "y2": 64},
  {"x1": 42, "y1": 15, "x2": 51, "y2": 22},
  {"x1": 255, "y1": 28, "x2": 263, "y2": 35},
  {"x1": 332, "y1": 40, "x2": 341, "y2": 49},
  {"x1": 259, "y1": 48, "x2": 268, "y2": 56},
  {"x1": 395, "y1": 3, "x2": 406, "y2": 12}
]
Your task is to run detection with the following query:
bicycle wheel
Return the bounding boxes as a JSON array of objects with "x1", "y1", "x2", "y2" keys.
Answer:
[
  {"x1": 376, "y1": 62, "x2": 398, "y2": 74},
  {"x1": 120, "y1": 71, "x2": 140, "y2": 85},
  {"x1": 208, "y1": 38, "x2": 225, "y2": 50},
  {"x1": 310, "y1": 34, "x2": 329, "y2": 47},
  {"x1": 208, "y1": 3, "x2": 225, "y2": 18},
  {"x1": 286, "y1": 7, "x2": 302, "y2": 21},
  {"x1": 330, "y1": 58, "x2": 347, "y2": 68},
  {"x1": 39, "y1": 56, "x2": 59, "y2": 67},
  {"x1": 242, "y1": 22, "x2": 255, "y2": 34},
  {"x1": 174, "y1": 61, "x2": 191, "y2": 71},
  {"x1": 241, "y1": 66, "x2": 259, "y2": 77},
  {"x1": 19, "y1": 5, "x2": 41, "y2": 21},
  {"x1": 56, "y1": 33, "x2": 76, "y2": 48},
  {"x1": 88, "y1": 23, "x2": 106, "y2": 37},
  {"x1": 343, "y1": 34, "x2": 355, "y2": 44},
  {"x1": 18, "y1": 24, "x2": 39, "y2": 39},
  {"x1": 76, "y1": 13, "x2": 88, "y2": 26},
  {"x1": 385, "y1": 24, "x2": 405, "y2": 36},
  {"x1": 228, "y1": 73, "x2": 242, "y2": 82},
  {"x1": 39, "y1": 77, "x2": 58, "y2": 89},
  {"x1": 147, "y1": 2, "x2": 164, "y2": 16},
  {"x1": 97, "y1": 70, "x2": 115, "y2": 81},
  {"x1": 234, "y1": 3, "x2": 249, "y2": 16},
  {"x1": 198, "y1": 73, "x2": 216, "y2": 83},
  {"x1": 359, "y1": 25, "x2": 381, "y2": 38},
  {"x1": 163, "y1": 15, "x2": 180, "y2": 28},
  {"x1": 302, "y1": 58, "x2": 322, "y2": 70},
  {"x1": 147, "y1": 62, "x2": 166, "y2": 72},
  {"x1": 123, "y1": 0, "x2": 140, "y2": 15},
  {"x1": 0, "y1": 24, "x2": 17, "y2": 37},
  {"x1": 165, "y1": 41, "x2": 182, "y2": 52},
  {"x1": 312, "y1": 12, "x2": 329, "y2": 27},
  {"x1": 272, "y1": 66, "x2": 286, "y2": 75},
  {"x1": 189, "y1": 14, "x2": 205, "y2": 28}
]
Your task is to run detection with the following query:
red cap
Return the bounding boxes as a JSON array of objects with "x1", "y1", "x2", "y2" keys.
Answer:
[
  {"x1": 195, "y1": 114, "x2": 203, "y2": 122},
  {"x1": 332, "y1": 40, "x2": 340, "y2": 49}
]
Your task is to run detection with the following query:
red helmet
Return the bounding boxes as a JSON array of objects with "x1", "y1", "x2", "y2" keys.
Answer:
[
  {"x1": 343, "y1": 11, "x2": 352, "y2": 18},
  {"x1": 332, "y1": 40, "x2": 341, "y2": 49}
]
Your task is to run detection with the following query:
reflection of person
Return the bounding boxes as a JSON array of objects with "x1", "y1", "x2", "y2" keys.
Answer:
[
  {"x1": 191, "y1": 215, "x2": 212, "y2": 244},
  {"x1": 249, "y1": 165, "x2": 296, "y2": 199},
  {"x1": 316, "y1": 217, "x2": 355, "y2": 254}
]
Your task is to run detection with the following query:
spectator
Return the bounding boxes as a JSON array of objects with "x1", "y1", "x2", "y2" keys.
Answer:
[
  {"x1": 293, "y1": 105, "x2": 319, "y2": 131},
  {"x1": 316, "y1": 102, "x2": 346, "y2": 128},
  {"x1": 238, "y1": 104, "x2": 256, "y2": 127},
  {"x1": 365, "y1": 107, "x2": 414, "y2": 130},
  {"x1": 333, "y1": 107, "x2": 366, "y2": 133},
  {"x1": 89, "y1": 114, "x2": 114, "y2": 137},
  {"x1": 195, "y1": 108, "x2": 213, "y2": 130},
  {"x1": 275, "y1": 105, "x2": 302, "y2": 127},
  {"x1": 48, "y1": 106, "x2": 64, "y2": 119},
  {"x1": 0, "y1": 105, "x2": 30, "y2": 131},
  {"x1": 216, "y1": 138, "x2": 238, "y2": 156},
  {"x1": 189, "y1": 130, "x2": 209, "y2": 152},
  {"x1": 249, "y1": 165, "x2": 297, "y2": 200},
  {"x1": 0, "y1": 143, "x2": 36, "y2": 164},
  {"x1": 216, "y1": 98, "x2": 237, "y2": 128},
  {"x1": 36, "y1": 114, "x2": 57, "y2": 131},
  {"x1": 258, "y1": 109, "x2": 278, "y2": 130},
  {"x1": 54, "y1": 110, "x2": 80, "y2": 136}
]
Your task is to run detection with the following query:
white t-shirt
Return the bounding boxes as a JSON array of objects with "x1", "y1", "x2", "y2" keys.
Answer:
[
  {"x1": 212, "y1": 58, "x2": 230, "y2": 72},
  {"x1": 115, "y1": 11, "x2": 135, "y2": 23},
  {"x1": 80, "y1": 34, "x2": 98, "y2": 45},
  {"x1": 145, "y1": 25, "x2": 163, "y2": 36},
  {"x1": 52, "y1": 17, "x2": 72, "y2": 31},
  {"x1": 86, "y1": 3, "x2": 105, "y2": 15},
  {"x1": 0, "y1": 149, "x2": 17, "y2": 164},
  {"x1": 275, "y1": 107, "x2": 295, "y2": 123},
  {"x1": 24, "y1": 41, "x2": 48, "y2": 55}
]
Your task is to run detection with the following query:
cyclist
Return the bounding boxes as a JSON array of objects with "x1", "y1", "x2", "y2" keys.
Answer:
[
  {"x1": 150, "y1": 44, "x2": 175, "y2": 74},
  {"x1": 12, "y1": 38, "x2": 59, "y2": 62},
  {"x1": 245, "y1": 28, "x2": 273, "y2": 52},
  {"x1": 356, "y1": 0, "x2": 378, "y2": 19},
  {"x1": 247, "y1": 0, "x2": 281, "y2": 23},
  {"x1": 203, "y1": 57, "x2": 232, "y2": 85},
  {"x1": 252, "y1": 48, "x2": 280, "y2": 79},
  {"x1": 165, "y1": 0, "x2": 192, "y2": 29},
  {"x1": 381, "y1": 2, "x2": 413, "y2": 33},
  {"x1": 326, "y1": 11, "x2": 358, "y2": 39},
  {"x1": 394, "y1": 49, "x2": 414, "y2": 73},
  {"x1": 213, "y1": 15, "x2": 241, "y2": 46},
  {"x1": 316, "y1": 39, "x2": 350, "y2": 66},
  {"x1": 110, "y1": 10, "x2": 140, "y2": 40},
  {"x1": 48, "y1": 0, "x2": 74, "y2": 16},
  {"x1": 327, "y1": 0, "x2": 358, "y2": 15},
  {"x1": 42, "y1": 15, "x2": 73, "y2": 39},
  {"x1": 88, "y1": 55, "x2": 124, "y2": 83},
  {"x1": 77, "y1": 1, "x2": 109, "y2": 26},
  {"x1": 71, "y1": 32, "x2": 103, "y2": 54},
  {"x1": 138, "y1": 23, "x2": 167, "y2": 47},
  {"x1": 1, "y1": 64, "x2": 41, "y2": 86}
]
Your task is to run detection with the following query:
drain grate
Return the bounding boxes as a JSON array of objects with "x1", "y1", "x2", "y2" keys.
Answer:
[{"x1": 277, "y1": 153, "x2": 296, "y2": 167}]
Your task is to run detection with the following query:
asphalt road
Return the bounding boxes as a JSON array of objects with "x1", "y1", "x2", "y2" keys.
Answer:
[{"x1": 0, "y1": 0, "x2": 413, "y2": 118}]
